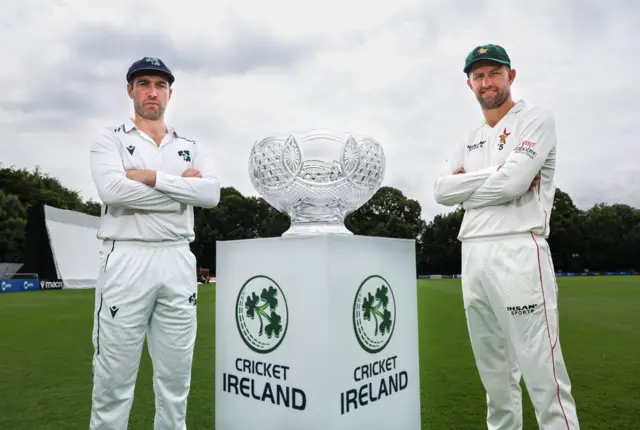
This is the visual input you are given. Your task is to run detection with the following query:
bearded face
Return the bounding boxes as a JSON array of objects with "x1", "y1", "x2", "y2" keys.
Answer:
[
  {"x1": 128, "y1": 74, "x2": 172, "y2": 120},
  {"x1": 467, "y1": 62, "x2": 514, "y2": 110}
]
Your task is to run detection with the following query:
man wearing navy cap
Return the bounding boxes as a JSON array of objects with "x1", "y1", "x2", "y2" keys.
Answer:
[
  {"x1": 88, "y1": 57, "x2": 220, "y2": 429},
  {"x1": 434, "y1": 45, "x2": 581, "y2": 429}
]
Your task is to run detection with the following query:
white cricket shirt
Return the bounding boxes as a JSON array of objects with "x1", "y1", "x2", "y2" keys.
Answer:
[
  {"x1": 89, "y1": 119, "x2": 221, "y2": 243},
  {"x1": 433, "y1": 99, "x2": 557, "y2": 241}
]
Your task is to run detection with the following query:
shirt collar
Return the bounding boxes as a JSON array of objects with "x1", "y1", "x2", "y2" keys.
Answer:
[
  {"x1": 508, "y1": 98, "x2": 526, "y2": 115},
  {"x1": 122, "y1": 118, "x2": 177, "y2": 136},
  {"x1": 479, "y1": 98, "x2": 527, "y2": 128}
]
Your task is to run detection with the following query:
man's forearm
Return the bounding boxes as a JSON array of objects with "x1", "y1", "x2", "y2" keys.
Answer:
[
  {"x1": 154, "y1": 171, "x2": 221, "y2": 209},
  {"x1": 433, "y1": 166, "x2": 498, "y2": 206},
  {"x1": 462, "y1": 168, "x2": 537, "y2": 210},
  {"x1": 90, "y1": 153, "x2": 182, "y2": 212},
  {"x1": 97, "y1": 174, "x2": 182, "y2": 212}
]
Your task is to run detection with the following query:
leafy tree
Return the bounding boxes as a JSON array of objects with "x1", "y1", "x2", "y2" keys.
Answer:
[
  {"x1": 346, "y1": 186, "x2": 426, "y2": 239},
  {"x1": 190, "y1": 187, "x2": 289, "y2": 272},
  {"x1": 0, "y1": 165, "x2": 101, "y2": 264},
  {"x1": 0, "y1": 165, "x2": 86, "y2": 212},
  {"x1": 0, "y1": 190, "x2": 27, "y2": 263},
  {"x1": 417, "y1": 208, "x2": 464, "y2": 275},
  {"x1": 547, "y1": 189, "x2": 585, "y2": 272},
  {"x1": 580, "y1": 203, "x2": 640, "y2": 272},
  {"x1": 82, "y1": 200, "x2": 102, "y2": 217},
  {"x1": 629, "y1": 223, "x2": 640, "y2": 274}
]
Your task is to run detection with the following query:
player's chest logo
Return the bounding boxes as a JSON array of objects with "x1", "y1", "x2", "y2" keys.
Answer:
[
  {"x1": 120, "y1": 141, "x2": 146, "y2": 170},
  {"x1": 178, "y1": 149, "x2": 192, "y2": 162},
  {"x1": 498, "y1": 128, "x2": 511, "y2": 150},
  {"x1": 467, "y1": 140, "x2": 486, "y2": 152}
]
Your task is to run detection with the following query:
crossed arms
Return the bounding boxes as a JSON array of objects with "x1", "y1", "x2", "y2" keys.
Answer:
[
  {"x1": 89, "y1": 130, "x2": 221, "y2": 212},
  {"x1": 433, "y1": 109, "x2": 556, "y2": 210}
]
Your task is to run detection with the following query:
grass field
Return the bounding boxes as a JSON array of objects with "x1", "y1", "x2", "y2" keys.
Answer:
[{"x1": 1, "y1": 276, "x2": 639, "y2": 429}]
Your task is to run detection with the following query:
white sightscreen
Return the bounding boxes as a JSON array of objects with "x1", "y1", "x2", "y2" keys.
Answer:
[{"x1": 44, "y1": 205, "x2": 101, "y2": 289}]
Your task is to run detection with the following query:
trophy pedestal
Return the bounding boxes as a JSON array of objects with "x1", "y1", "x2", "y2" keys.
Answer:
[
  {"x1": 215, "y1": 235, "x2": 422, "y2": 430},
  {"x1": 281, "y1": 221, "x2": 353, "y2": 237}
]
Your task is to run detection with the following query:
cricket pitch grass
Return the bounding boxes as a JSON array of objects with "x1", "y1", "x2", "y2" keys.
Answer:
[{"x1": 0, "y1": 276, "x2": 638, "y2": 429}]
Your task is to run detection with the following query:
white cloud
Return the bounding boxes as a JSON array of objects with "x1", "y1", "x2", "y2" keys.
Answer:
[{"x1": 1, "y1": 0, "x2": 639, "y2": 225}]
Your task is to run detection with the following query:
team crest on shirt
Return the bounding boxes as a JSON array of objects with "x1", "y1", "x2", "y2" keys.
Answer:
[
  {"x1": 498, "y1": 128, "x2": 511, "y2": 150},
  {"x1": 178, "y1": 150, "x2": 191, "y2": 162}
]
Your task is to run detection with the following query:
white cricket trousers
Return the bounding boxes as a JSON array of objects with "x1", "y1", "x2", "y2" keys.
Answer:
[
  {"x1": 89, "y1": 239, "x2": 198, "y2": 430},
  {"x1": 461, "y1": 233, "x2": 580, "y2": 430}
]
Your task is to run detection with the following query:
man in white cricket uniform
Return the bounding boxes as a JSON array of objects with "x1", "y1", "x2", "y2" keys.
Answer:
[
  {"x1": 433, "y1": 44, "x2": 580, "y2": 429},
  {"x1": 88, "y1": 57, "x2": 220, "y2": 429}
]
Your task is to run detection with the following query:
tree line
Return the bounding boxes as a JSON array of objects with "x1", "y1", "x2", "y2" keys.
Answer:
[{"x1": 1, "y1": 164, "x2": 638, "y2": 275}]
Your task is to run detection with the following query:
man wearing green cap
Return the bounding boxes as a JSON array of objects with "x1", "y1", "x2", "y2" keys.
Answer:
[{"x1": 433, "y1": 44, "x2": 580, "y2": 429}]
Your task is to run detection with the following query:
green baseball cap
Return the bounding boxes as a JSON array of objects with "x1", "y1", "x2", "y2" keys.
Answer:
[{"x1": 463, "y1": 44, "x2": 511, "y2": 74}]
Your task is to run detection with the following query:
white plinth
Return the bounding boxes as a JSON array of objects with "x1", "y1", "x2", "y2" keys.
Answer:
[{"x1": 215, "y1": 235, "x2": 421, "y2": 430}]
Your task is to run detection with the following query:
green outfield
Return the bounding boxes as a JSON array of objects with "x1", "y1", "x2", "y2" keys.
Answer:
[{"x1": 0, "y1": 276, "x2": 638, "y2": 429}]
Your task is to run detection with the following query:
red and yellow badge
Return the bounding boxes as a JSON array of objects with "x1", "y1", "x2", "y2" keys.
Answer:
[
  {"x1": 497, "y1": 128, "x2": 510, "y2": 150},
  {"x1": 499, "y1": 128, "x2": 511, "y2": 144}
]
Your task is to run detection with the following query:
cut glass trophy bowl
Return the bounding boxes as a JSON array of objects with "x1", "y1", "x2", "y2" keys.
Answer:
[{"x1": 248, "y1": 129, "x2": 386, "y2": 236}]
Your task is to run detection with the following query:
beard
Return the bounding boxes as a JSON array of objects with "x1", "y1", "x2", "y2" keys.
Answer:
[
  {"x1": 135, "y1": 100, "x2": 166, "y2": 120},
  {"x1": 476, "y1": 86, "x2": 510, "y2": 110}
]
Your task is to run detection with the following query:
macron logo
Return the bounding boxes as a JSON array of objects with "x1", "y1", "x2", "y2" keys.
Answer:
[{"x1": 109, "y1": 306, "x2": 119, "y2": 318}]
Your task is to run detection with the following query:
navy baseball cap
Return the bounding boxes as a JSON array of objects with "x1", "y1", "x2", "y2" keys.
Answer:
[{"x1": 126, "y1": 57, "x2": 175, "y2": 85}]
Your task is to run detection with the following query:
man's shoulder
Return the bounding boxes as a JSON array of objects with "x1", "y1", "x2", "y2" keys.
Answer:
[
  {"x1": 90, "y1": 121, "x2": 137, "y2": 149},
  {"x1": 111, "y1": 122, "x2": 137, "y2": 134},
  {"x1": 94, "y1": 121, "x2": 136, "y2": 137},
  {"x1": 464, "y1": 121, "x2": 485, "y2": 142},
  {"x1": 171, "y1": 126, "x2": 197, "y2": 145},
  {"x1": 514, "y1": 101, "x2": 555, "y2": 126}
]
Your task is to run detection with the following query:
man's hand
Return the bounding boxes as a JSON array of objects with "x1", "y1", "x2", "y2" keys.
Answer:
[
  {"x1": 182, "y1": 168, "x2": 202, "y2": 178},
  {"x1": 126, "y1": 169, "x2": 156, "y2": 187},
  {"x1": 529, "y1": 170, "x2": 541, "y2": 191},
  {"x1": 497, "y1": 164, "x2": 540, "y2": 191},
  {"x1": 452, "y1": 167, "x2": 466, "y2": 175}
]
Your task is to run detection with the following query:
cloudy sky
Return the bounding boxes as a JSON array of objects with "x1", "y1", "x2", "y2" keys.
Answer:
[{"x1": 1, "y1": 0, "x2": 638, "y2": 222}]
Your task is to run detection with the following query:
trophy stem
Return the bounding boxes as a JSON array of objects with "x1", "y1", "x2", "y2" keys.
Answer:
[{"x1": 282, "y1": 222, "x2": 354, "y2": 237}]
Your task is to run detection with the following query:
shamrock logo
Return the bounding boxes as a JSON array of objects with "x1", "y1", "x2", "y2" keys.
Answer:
[
  {"x1": 353, "y1": 275, "x2": 396, "y2": 354},
  {"x1": 236, "y1": 276, "x2": 289, "y2": 354}
]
